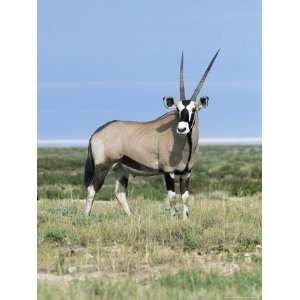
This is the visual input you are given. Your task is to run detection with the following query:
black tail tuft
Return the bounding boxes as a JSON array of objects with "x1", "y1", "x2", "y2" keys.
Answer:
[{"x1": 84, "y1": 141, "x2": 95, "y2": 187}]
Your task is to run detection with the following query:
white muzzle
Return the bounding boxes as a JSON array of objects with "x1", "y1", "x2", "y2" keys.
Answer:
[{"x1": 177, "y1": 121, "x2": 190, "y2": 135}]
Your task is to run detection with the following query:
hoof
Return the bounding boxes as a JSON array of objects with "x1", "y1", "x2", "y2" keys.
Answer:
[{"x1": 170, "y1": 208, "x2": 176, "y2": 217}]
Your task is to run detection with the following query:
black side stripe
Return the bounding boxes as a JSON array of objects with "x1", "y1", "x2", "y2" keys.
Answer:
[
  {"x1": 184, "y1": 132, "x2": 193, "y2": 173},
  {"x1": 121, "y1": 156, "x2": 158, "y2": 173}
]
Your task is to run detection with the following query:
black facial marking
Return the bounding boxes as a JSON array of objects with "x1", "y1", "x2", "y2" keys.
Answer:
[
  {"x1": 180, "y1": 108, "x2": 189, "y2": 122},
  {"x1": 164, "y1": 173, "x2": 175, "y2": 192},
  {"x1": 182, "y1": 100, "x2": 191, "y2": 107},
  {"x1": 178, "y1": 102, "x2": 196, "y2": 129}
]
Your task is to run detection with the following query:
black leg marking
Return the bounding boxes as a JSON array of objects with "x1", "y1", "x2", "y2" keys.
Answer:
[
  {"x1": 93, "y1": 164, "x2": 110, "y2": 192},
  {"x1": 85, "y1": 163, "x2": 110, "y2": 216},
  {"x1": 180, "y1": 176, "x2": 190, "y2": 195},
  {"x1": 164, "y1": 173, "x2": 175, "y2": 192},
  {"x1": 164, "y1": 173, "x2": 176, "y2": 216},
  {"x1": 119, "y1": 176, "x2": 128, "y2": 190},
  {"x1": 113, "y1": 165, "x2": 131, "y2": 216}
]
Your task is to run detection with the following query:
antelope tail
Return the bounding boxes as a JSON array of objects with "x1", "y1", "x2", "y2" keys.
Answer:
[{"x1": 84, "y1": 140, "x2": 95, "y2": 187}]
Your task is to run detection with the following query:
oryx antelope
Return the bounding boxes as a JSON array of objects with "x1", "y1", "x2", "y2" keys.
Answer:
[{"x1": 84, "y1": 49, "x2": 220, "y2": 219}]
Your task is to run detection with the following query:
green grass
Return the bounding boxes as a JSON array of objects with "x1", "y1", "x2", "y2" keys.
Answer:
[
  {"x1": 38, "y1": 145, "x2": 261, "y2": 200},
  {"x1": 38, "y1": 270, "x2": 261, "y2": 300},
  {"x1": 38, "y1": 194, "x2": 261, "y2": 299},
  {"x1": 37, "y1": 145, "x2": 261, "y2": 299}
]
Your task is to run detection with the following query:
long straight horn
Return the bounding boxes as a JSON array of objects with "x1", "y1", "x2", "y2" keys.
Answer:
[
  {"x1": 190, "y1": 49, "x2": 220, "y2": 102},
  {"x1": 180, "y1": 51, "x2": 186, "y2": 100}
]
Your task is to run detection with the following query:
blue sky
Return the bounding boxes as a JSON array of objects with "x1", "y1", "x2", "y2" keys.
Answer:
[{"x1": 38, "y1": 0, "x2": 261, "y2": 139}]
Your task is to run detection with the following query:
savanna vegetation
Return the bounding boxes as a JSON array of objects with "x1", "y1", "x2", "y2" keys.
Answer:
[{"x1": 38, "y1": 145, "x2": 261, "y2": 300}]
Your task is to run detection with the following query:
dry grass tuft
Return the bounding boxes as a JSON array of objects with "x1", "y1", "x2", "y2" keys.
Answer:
[{"x1": 38, "y1": 193, "x2": 261, "y2": 299}]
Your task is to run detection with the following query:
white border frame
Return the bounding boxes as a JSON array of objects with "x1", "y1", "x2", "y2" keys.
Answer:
[
  {"x1": 263, "y1": 0, "x2": 300, "y2": 299},
  {"x1": 0, "y1": 1, "x2": 37, "y2": 299},
  {"x1": 2, "y1": 0, "x2": 300, "y2": 299}
]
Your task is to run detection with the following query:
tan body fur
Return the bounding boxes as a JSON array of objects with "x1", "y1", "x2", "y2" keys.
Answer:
[{"x1": 90, "y1": 111, "x2": 199, "y2": 175}]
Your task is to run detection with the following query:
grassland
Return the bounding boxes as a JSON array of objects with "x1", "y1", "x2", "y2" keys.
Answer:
[
  {"x1": 37, "y1": 145, "x2": 261, "y2": 300},
  {"x1": 38, "y1": 145, "x2": 261, "y2": 200}
]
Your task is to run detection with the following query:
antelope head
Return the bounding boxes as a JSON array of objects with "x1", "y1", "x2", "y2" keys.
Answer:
[{"x1": 163, "y1": 49, "x2": 220, "y2": 135}]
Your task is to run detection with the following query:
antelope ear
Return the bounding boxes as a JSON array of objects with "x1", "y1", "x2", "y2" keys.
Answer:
[
  {"x1": 200, "y1": 96, "x2": 209, "y2": 109},
  {"x1": 195, "y1": 96, "x2": 209, "y2": 111},
  {"x1": 163, "y1": 96, "x2": 176, "y2": 109}
]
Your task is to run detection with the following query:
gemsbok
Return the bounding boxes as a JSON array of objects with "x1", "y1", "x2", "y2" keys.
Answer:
[{"x1": 84, "y1": 50, "x2": 220, "y2": 219}]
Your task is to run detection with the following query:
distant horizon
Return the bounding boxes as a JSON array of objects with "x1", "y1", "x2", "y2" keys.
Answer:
[{"x1": 37, "y1": 137, "x2": 262, "y2": 148}]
